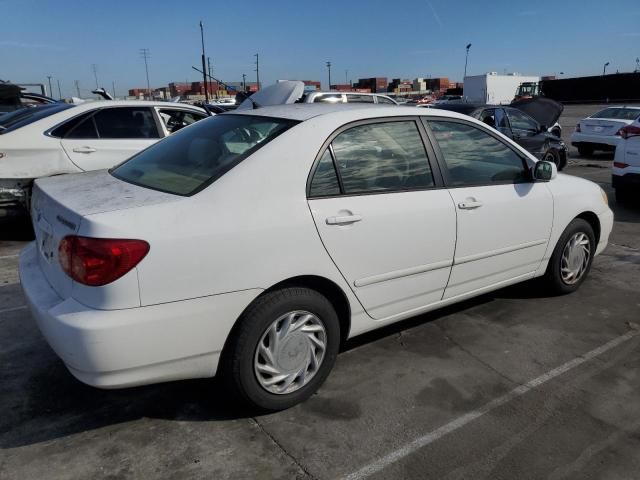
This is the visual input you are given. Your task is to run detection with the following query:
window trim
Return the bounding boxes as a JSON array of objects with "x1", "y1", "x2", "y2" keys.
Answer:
[
  {"x1": 306, "y1": 116, "x2": 444, "y2": 199},
  {"x1": 421, "y1": 117, "x2": 535, "y2": 189}
]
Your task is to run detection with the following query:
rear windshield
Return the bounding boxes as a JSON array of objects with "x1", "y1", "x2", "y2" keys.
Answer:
[
  {"x1": 591, "y1": 108, "x2": 640, "y2": 120},
  {"x1": 0, "y1": 103, "x2": 72, "y2": 134},
  {"x1": 111, "y1": 114, "x2": 297, "y2": 196}
]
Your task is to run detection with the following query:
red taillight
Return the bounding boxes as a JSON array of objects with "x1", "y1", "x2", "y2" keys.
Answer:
[
  {"x1": 613, "y1": 162, "x2": 629, "y2": 169},
  {"x1": 619, "y1": 125, "x2": 640, "y2": 140},
  {"x1": 58, "y1": 236, "x2": 150, "y2": 286},
  {"x1": 575, "y1": 123, "x2": 581, "y2": 133}
]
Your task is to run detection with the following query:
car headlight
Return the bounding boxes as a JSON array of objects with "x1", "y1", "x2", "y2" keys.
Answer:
[{"x1": 600, "y1": 187, "x2": 608, "y2": 205}]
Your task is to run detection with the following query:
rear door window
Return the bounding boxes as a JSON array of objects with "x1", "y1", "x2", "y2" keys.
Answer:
[
  {"x1": 329, "y1": 120, "x2": 434, "y2": 194},
  {"x1": 93, "y1": 107, "x2": 160, "y2": 138},
  {"x1": 313, "y1": 94, "x2": 343, "y2": 103}
]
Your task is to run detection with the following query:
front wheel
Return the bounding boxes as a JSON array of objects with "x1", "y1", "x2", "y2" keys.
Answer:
[
  {"x1": 221, "y1": 287, "x2": 340, "y2": 411},
  {"x1": 577, "y1": 145, "x2": 594, "y2": 157},
  {"x1": 543, "y1": 148, "x2": 562, "y2": 170},
  {"x1": 544, "y1": 218, "x2": 596, "y2": 295}
]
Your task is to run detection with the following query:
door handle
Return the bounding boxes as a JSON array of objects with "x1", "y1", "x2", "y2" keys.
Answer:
[
  {"x1": 458, "y1": 200, "x2": 483, "y2": 210},
  {"x1": 326, "y1": 214, "x2": 362, "y2": 225},
  {"x1": 72, "y1": 146, "x2": 97, "y2": 154}
]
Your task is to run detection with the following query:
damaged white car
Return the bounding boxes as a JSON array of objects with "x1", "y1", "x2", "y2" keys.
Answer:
[{"x1": 0, "y1": 101, "x2": 208, "y2": 215}]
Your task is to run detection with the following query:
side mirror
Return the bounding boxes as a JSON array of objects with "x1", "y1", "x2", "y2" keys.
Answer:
[{"x1": 533, "y1": 160, "x2": 557, "y2": 181}]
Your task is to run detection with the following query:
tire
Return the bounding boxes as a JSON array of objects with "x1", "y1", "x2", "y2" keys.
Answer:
[
  {"x1": 615, "y1": 187, "x2": 631, "y2": 204},
  {"x1": 221, "y1": 287, "x2": 340, "y2": 411},
  {"x1": 577, "y1": 146, "x2": 594, "y2": 157},
  {"x1": 543, "y1": 148, "x2": 561, "y2": 169},
  {"x1": 544, "y1": 218, "x2": 596, "y2": 295}
]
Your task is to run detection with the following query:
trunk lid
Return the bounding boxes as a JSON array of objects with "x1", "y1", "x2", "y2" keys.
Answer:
[
  {"x1": 580, "y1": 118, "x2": 631, "y2": 136},
  {"x1": 31, "y1": 170, "x2": 177, "y2": 299}
]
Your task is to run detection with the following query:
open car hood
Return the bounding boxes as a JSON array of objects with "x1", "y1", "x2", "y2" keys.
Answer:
[
  {"x1": 511, "y1": 97, "x2": 563, "y2": 128},
  {"x1": 237, "y1": 81, "x2": 304, "y2": 110}
]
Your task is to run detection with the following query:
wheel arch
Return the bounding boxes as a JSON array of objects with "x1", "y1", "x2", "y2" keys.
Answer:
[
  {"x1": 221, "y1": 275, "x2": 352, "y2": 361},
  {"x1": 575, "y1": 211, "x2": 601, "y2": 245}
]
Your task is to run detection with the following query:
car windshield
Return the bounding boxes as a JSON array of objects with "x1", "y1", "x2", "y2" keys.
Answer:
[
  {"x1": 0, "y1": 103, "x2": 72, "y2": 134},
  {"x1": 111, "y1": 114, "x2": 298, "y2": 196},
  {"x1": 591, "y1": 108, "x2": 640, "y2": 120}
]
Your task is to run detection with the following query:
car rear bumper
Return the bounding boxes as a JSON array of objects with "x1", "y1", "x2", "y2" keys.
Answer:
[
  {"x1": 0, "y1": 178, "x2": 31, "y2": 209},
  {"x1": 19, "y1": 243, "x2": 262, "y2": 388},
  {"x1": 570, "y1": 133, "x2": 620, "y2": 149}
]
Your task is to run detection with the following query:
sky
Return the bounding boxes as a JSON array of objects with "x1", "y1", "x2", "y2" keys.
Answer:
[{"x1": 1, "y1": 0, "x2": 639, "y2": 98}]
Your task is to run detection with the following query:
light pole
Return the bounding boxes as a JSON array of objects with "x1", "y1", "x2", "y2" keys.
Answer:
[
  {"x1": 464, "y1": 43, "x2": 472, "y2": 80},
  {"x1": 603, "y1": 61, "x2": 610, "y2": 76},
  {"x1": 242, "y1": 73, "x2": 246, "y2": 92},
  {"x1": 46, "y1": 76, "x2": 53, "y2": 97},
  {"x1": 140, "y1": 48, "x2": 151, "y2": 100},
  {"x1": 254, "y1": 54, "x2": 260, "y2": 90},
  {"x1": 74, "y1": 80, "x2": 80, "y2": 98},
  {"x1": 345, "y1": 69, "x2": 348, "y2": 85},
  {"x1": 56, "y1": 79, "x2": 62, "y2": 99},
  {"x1": 326, "y1": 61, "x2": 332, "y2": 89},
  {"x1": 199, "y1": 21, "x2": 209, "y2": 102}
]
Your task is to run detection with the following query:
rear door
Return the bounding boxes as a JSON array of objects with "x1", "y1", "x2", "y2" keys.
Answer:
[
  {"x1": 307, "y1": 118, "x2": 456, "y2": 320},
  {"x1": 425, "y1": 118, "x2": 553, "y2": 299},
  {"x1": 60, "y1": 106, "x2": 161, "y2": 171}
]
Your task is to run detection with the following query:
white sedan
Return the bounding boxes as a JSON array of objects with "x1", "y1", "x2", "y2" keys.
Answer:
[
  {"x1": 571, "y1": 106, "x2": 640, "y2": 156},
  {"x1": 19, "y1": 104, "x2": 613, "y2": 411},
  {"x1": 0, "y1": 100, "x2": 208, "y2": 212},
  {"x1": 612, "y1": 118, "x2": 640, "y2": 202}
]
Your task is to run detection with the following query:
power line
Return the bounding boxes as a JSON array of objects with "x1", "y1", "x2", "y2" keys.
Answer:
[{"x1": 140, "y1": 48, "x2": 151, "y2": 99}]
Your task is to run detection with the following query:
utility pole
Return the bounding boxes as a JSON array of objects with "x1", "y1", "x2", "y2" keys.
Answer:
[
  {"x1": 112, "y1": 81, "x2": 116, "y2": 99},
  {"x1": 464, "y1": 43, "x2": 472, "y2": 80},
  {"x1": 208, "y1": 57, "x2": 216, "y2": 99},
  {"x1": 91, "y1": 64, "x2": 99, "y2": 89},
  {"x1": 74, "y1": 80, "x2": 80, "y2": 98},
  {"x1": 46, "y1": 76, "x2": 53, "y2": 97},
  {"x1": 326, "y1": 61, "x2": 332, "y2": 89},
  {"x1": 140, "y1": 48, "x2": 151, "y2": 100},
  {"x1": 254, "y1": 54, "x2": 260, "y2": 90},
  {"x1": 56, "y1": 79, "x2": 62, "y2": 99},
  {"x1": 345, "y1": 69, "x2": 348, "y2": 85},
  {"x1": 242, "y1": 73, "x2": 246, "y2": 92},
  {"x1": 635, "y1": 58, "x2": 639, "y2": 73},
  {"x1": 199, "y1": 21, "x2": 209, "y2": 102}
]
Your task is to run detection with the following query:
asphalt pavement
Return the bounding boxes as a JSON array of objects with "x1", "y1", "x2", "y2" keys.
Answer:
[{"x1": 1, "y1": 104, "x2": 639, "y2": 480}]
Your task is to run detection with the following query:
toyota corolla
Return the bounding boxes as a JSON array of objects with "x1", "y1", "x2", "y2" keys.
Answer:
[{"x1": 19, "y1": 104, "x2": 613, "y2": 410}]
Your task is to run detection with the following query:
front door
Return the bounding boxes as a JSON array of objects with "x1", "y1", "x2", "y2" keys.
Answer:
[
  {"x1": 426, "y1": 119, "x2": 553, "y2": 299},
  {"x1": 505, "y1": 108, "x2": 547, "y2": 157},
  {"x1": 60, "y1": 106, "x2": 160, "y2": 171},
  {"x1": 307, "y1": 119, "x2": 457, "y2": 320}
]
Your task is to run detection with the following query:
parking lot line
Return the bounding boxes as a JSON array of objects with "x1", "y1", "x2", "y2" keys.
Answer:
[
  {"x1": 342, "y1": 330, "x2": 639, "y2": 480},
  {"x1": 0, "y1": 305, "x2": 27, "y2": 315}
]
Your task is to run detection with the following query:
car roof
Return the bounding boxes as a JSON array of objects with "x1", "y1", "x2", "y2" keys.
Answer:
[
  {"x1": 70, "y1": 100, "x2": 205, "y2": 112},
  {"x1": 228, "y1": 103, "x2": 471, "y2": 122}
]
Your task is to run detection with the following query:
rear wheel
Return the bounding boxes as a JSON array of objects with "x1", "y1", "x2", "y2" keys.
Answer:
[
  {"x1": 544, "y1": 219, "x2": 595, "y2": 295},
  {"x1": 615, "y1": 187, "x2": 632, "y2": 204},
  {"x1": 577, "y1": 145, "x2": 594, "y2": 157},
  {"x1": 221, "y1": 287, "x2": 340, "y2": 411}
]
